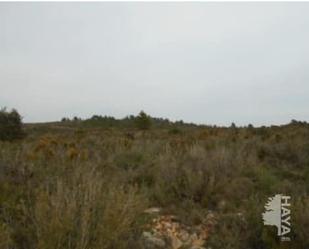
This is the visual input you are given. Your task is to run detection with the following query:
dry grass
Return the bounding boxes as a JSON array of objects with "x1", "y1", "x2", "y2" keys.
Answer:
[{"x1": 0, "y1": 122, "x2": 308, "y2": 248}]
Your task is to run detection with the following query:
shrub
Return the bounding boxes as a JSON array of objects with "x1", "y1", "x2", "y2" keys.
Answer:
[
  {"x1": 21, "y1": 164, "x2": 147, "y2": 249},
  {"x1": 0, "y1": 222, "x2": 11, "y2": 249},
  {"x1": 135, "y1": 111, "x2": 152, "y2": 130},
  {"x1": 0, "y1": 108, "x2": 24, "y2": 141},
  {"x1": 168, "y1": 127, "x2": 182, "y2": 135},
  {"x1": 61, "y1": 117, "x2": 70, "y2": 122},
  {"x1": 207, "y1": 213, "x2": 250, "y2": 249},
  {"x1": 292, "y1": 198, "x2": 309, "y2": 248}
]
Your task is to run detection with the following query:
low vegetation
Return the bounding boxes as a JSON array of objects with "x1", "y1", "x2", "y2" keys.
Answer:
[
  {"x1": 0, "y1": 108, "x2": 24, "y2": 141},
  {"x1": 0, "y1": 109, "x2": 308, "y2": 248}
]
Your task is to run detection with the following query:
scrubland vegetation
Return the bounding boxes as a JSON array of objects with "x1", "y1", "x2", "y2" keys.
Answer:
[{"x1": 0, "y1": 109, "x2": 308, "y2": 249}]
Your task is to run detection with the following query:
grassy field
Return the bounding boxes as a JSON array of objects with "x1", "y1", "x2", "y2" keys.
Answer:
[{"x1": 0, "y1": 118, "x2": 308, "y2": 249}]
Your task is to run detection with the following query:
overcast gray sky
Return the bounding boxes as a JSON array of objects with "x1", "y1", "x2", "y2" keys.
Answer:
[{"x1": 1, "y1": 2, "x2": 309, "y2": 126}]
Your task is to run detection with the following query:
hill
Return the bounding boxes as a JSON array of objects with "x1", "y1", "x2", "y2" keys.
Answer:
[{"x1": 0, "y1": 116, "x2": 308, "y2": 248}]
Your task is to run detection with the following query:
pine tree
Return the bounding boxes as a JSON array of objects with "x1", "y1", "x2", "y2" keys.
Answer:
[
  {"x1": 0, "y1": 108, "x2": 24, "y2": 141},
  {"x1": 135, "y1": 111, "x2": 152, "y2": 130}
]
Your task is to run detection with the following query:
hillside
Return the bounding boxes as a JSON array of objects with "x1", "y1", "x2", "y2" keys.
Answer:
[{"x1": 0, "y1": 118, "x2": 308, "y2": 249}]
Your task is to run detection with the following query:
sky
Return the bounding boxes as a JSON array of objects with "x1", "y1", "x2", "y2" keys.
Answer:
[{"x1": 1, "y1": 2, "x2": 309, "y2": 126}]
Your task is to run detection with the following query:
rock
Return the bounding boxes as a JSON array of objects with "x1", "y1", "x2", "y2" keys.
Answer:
[
  {"x1": 142, "y1": 231, "x2": 166, "y2": 248},
  {"x1": 189, "y1": 233, "x2": 198, "y2": 241},
  {"x1": 189, "y1": 233, "x2": 205, "y2": 248},
  {"x1": 170, "y1": 234, "x2": 183, "y2": 249},
  {"x1": 178, "y1": 230, "x2": 190, "y2": 242},
  {"x1": 142, "y1": 212, "x2": 215, "y2": 249},
  {"x1": 205, "y1": 211, "x2": 215, "y2": 222},
  {"x1": 204, "y1": 211, "x2": 217, "y2": 229},
  {"x1": 144, "y1": 207, "x2": 161, "y2": 214}
]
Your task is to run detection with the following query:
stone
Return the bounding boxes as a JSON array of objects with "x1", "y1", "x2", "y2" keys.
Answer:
[
  {"x1": 178, "y1": 230, "x2": 190, "y2": 242},
  {"x1": 144, "y1": 207, "x2": 161, "y2": 214},
  {"x1": 142, "y1": 231, "x2": 166, "y2": 248},
  {"x1": 142, "y1": 212, "x2": 216, "y2": 249},
  {"x1": 170, "y1": 234, "x2": 183, "y2": 249}
]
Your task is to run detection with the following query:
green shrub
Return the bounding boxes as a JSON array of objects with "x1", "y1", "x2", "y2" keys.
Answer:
[
  {"x1": 0, "y1": 108, "x2": 24, "y2": 141},
  {"x1": 292, "y1": 198, "x2": 309, "y2": 248},
  {"x1": 135, "y1": 111, "x2": 152, "y2": 130},
  {"x1": 207, "y1": 213, "x2": 250, "y2": 249},
  {"x1": 114, "y1": 151, "x2": 145, "y2": 170},
  {"x1": 168, "y1": 127, "x2": 182, "y2": 135},
  {"x1": 0, "y1": 222, "x2": 11, "y2": 249}
]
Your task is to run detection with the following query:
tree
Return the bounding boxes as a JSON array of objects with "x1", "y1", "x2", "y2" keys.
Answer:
[
  {"x1": 61, "y1": 117, "x2": 70, "y2": 122},
  {"x1": 0, "y1": 108, "x2": 24, "y2": 141},
  {"x1": 230, "y1": 122, "x2": 237, "y2": 129},
  {"x1": 135, "y1": 111, "x2": 152, "y2": 130},
  {"x1": 73, "y1": 116, "x2": 81, "y2": 122}
]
